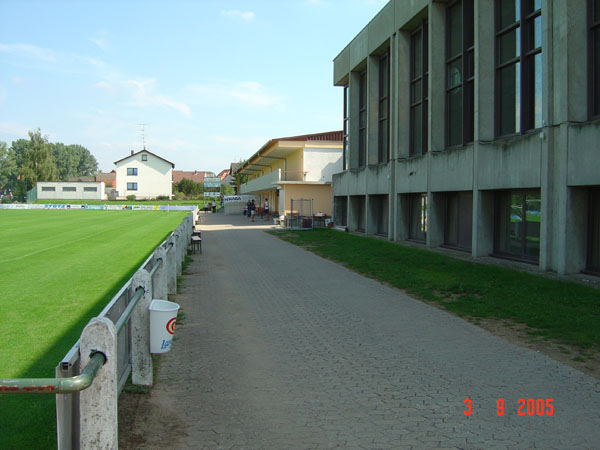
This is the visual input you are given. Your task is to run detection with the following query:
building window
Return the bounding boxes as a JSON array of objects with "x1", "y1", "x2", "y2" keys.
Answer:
[
  {"x1": 378, "y1": 50, "x2": 390, "y2": 163},
  {"x1": 446, "y1": 0, "x2": 474, "y2": 147},
  {"x1": 83, "y1": 187, "x2": 97, "y2": 192},
  {"x1": 41, "y1": 186, "x2": 56, "y2": 192},
  {"x1": 358, "y1": 70, "x2": 367, "y2": 168},
  {"x1": 127, "y1": 167, "x2": 138, "y2": 176},
  {"x1": 410, "y1": 22, "x2": 428, "y2": 156},
  {"x1": 496, "y1": 0, "x2": 542, "y2": 136},
  {"x1": 409, "y1": 193, "x2": 427, "y2": 242},
  {"x1": 62, "y1": 186, "x2": 76, "y2": 192},
  {"x1": 343, "y1": 85, "x2": 349, "y2": 170},
  {"x1": 494, "y1": 190, "x2": 541, "y2": 262},
  {"x1": 587, "y1": 188, "x2": 600, "y2": 273},
  {"x1": 127, "y1": 182, "x2": 138, "y2": 191},
  {"x1": 590, "y1": 0, "x2": 600, "y2": 117},
  {"x1": 445, "y1": 191, "x2": 473, "y2": 250},
  {"x1": 142, "y1": 154, "x2": 148, "y2": 161}
]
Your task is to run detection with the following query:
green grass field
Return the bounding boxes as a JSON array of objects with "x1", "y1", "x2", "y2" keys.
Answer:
[{"x1": 0, "y1": 209, "x2": 188, "y2": 449}]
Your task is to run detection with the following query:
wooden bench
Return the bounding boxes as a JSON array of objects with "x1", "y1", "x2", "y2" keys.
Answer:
[{"x1": 191, "y1": 235, "x2": 202, "y2": 253}]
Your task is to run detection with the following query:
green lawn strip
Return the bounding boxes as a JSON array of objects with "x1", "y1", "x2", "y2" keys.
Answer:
[
  {"x1": 34, "y1": 199, "x2": 206, "y2": 206},
  {"x1": 271, "y1": 229, "x2": 600, "y2": 349},
  {"x1": 0, "y1": 209, "x2": 187, "y2": 449}
]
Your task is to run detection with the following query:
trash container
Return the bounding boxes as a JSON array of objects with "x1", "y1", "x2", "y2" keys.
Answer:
[{"x1": 149, "y1": 299, "x2": 180, "y2": 354}]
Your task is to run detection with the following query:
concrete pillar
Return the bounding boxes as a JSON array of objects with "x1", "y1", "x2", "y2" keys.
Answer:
[
  {"x1": 154, "y1": 246, "x2": 168, "y2": 300},
  {"x1": 166, "y1": 238, "x2": 177, "y2": 295},
  {"x1": 130, "y1": 269, "x2": 153, "y2": 387},
  {"x1": 174, "y1": 229, "x2": 183, "y2": 277},
  {"x1": 472, "y1": 189, "x2": 495, "y2": 257},
  {"x1": 79, "y1": 317, "x2": 117, "y2": 450},
  {"x1": 428, "y1": 1, "x2": 445, "y2": 153}
]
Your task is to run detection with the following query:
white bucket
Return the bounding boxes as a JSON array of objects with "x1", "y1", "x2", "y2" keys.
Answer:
[{"x1": 149, "y1": 299, "x2": 180, "y2": 353}]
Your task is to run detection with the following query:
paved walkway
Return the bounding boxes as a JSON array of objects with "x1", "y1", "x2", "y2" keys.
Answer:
[{"x1": 145, "y1": 213, "x2": 600, "y2": 449}]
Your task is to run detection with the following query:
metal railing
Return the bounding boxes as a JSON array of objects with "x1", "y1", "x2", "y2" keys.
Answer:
[{"x1": 0, "y1": 209, "x2": 197, "y2": 450}]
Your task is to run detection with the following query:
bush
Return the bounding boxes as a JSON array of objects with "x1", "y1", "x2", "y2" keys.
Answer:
[
  {"x1": 126, "y1": 194, "x2": 136, "y2": 201},
  {"x1": 156, "y1": 195, "x2": 170, "y2": 201},
  {"x1": 173, "y1": 191, "x2": 186, "y2": 201}
]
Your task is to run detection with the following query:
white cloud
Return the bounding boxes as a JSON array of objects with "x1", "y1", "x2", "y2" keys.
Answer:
[
  {"x1": 88, "y1": 31, "x2": 110, "y2": 51},
  {"x1": 0, "y1": 43, "x2": 56, "y2": 62},
  {"x1": 186, "y1": 80, "x2": 282, "y2": 108},
  {"x1": 95, "y1": 78, "x2": 191, "y2": 116},
  {"x1": 221, "y1": 10, "x2": 255, "y2": 21}
]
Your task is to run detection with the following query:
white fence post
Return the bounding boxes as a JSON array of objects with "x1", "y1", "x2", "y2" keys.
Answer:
[
  {"x1": 131, "y1": 269, "x2": 153, "y2": 386},
  {"x1": 79, "y1": 317, "x2": 117, "y2": 450},
  {"x1": 154, "y1": 247, "x2": 168, "y2": 300},
  {"x1": 166, "y1": 238, "x2": 177, "y2": 295}
]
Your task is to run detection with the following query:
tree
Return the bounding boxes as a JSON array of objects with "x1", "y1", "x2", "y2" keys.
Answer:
[
  {"x1": 175, "y1": 178, "x2": 202, "y2": 197},
  {"x1": 221, "y1": 183, "x2": 234, "y2": 196},
  {"x1": 51, "y1": 143, "x2": 98, "y2": 180},
  {"x1": 0, "y1": 141, "x2": 17, "y2": 193},
  {"x1": 19, "y1": 129, "x2": 58, "y2": 192}
]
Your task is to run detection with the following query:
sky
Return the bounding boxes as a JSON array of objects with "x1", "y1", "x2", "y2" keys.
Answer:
[{"x1": 0, "y1": 0, "x2": 388, "y2": 174}]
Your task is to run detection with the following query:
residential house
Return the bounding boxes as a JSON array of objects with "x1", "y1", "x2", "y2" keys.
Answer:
[{"x1": 114, "y1": 149, "x2": 174, "y2": 199}]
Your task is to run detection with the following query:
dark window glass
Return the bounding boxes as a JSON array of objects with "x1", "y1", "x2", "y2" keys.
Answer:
[
  {"x1": 595, "y1": 29, "x2": 600, "y2": 115},
  {"x1": 378, "y1": 51, "x2": 390, "y2": 163},
  {"x1": 446, "y1": 0, "x2": 474, "y2": 147},
  {"x1": 410, "y1": 22, "x2": 428, "y2": 155},
  {"x1": 62, "y1": 186, "x2": 76, "y2": 192},
  {"x1": 496, "y1": 0, "x2": 541, "y2": 135},
  {"x1": 127, "y1": 167, "x2": 138, "y2": 176},
  {"x1": 409, "y1": 193, "x2": 427, "y2": 242},
  {"x1": 127, "y1": 182, "x2": 138, "y2": 191},
  {"x1": 343, "y1": 86, "x2": 349, "y2": 170},
  {"x1": 592, "y1": 0, "x2": 600, "y2": 117},
  {"x1": 358, "y1": 71, "x2": 367, "y2": 167},
  {"x1": 142, "y1": 154, "x2": 147, "y2": 161},
  {"x1": 445, "y1": 191, "x2": 473, "y2": 250},
  {"x1": 41, "y1": 186, "x2": 56, "y2": 192},
  {"x1": 494, "y1": 190, "x2": 540, "y2": 261},
  {"x1": 83, "y1": 187, "x2": 98, "y2": 192},
  {"x1": 588, "y1": 188, "x2": 600, "y2": 272}
]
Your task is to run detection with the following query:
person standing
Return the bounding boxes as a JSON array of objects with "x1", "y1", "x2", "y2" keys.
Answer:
[
  {"x1": 264, "y1": 198, "x2": 270, "y2": 221},
  {"x1": 250, "y1": 199, "x2": 256, "y2": 222}
]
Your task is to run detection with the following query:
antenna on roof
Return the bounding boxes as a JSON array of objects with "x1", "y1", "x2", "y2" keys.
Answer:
[{"x1": 137, "y1": 123, "x2": 149, "y2": 150}]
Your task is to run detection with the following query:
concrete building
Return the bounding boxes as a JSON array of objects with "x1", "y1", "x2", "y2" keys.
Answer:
[
  {"x1": 332, "y1": 0, "x2": 599, "y2": 276},
  {"x1": 236, "y1": 131, "x2": 343, "y2": 217},
  {"x1": 114, "y1": 149, "x2": 174, "y2": 199},
  {"x1": 37, "y1": 181, "x2": 105, "y2": 201}
]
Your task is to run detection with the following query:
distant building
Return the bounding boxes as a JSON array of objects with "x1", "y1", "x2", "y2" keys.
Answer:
[
  {"x1": 172, "y1": 170, "x2": 212, "y2": 185},
  {"x1": 114, "y1": 149, "x2": 174, "y2": 199},
  {"x1": 235, "y1": 131, "x2": 343, "y2": 216},
  {"x1": 37, "y1": 181, "x2": 105, "y2": 201}
]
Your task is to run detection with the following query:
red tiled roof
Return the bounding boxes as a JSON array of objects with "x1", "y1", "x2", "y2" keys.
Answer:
[{"x1": 172, "y1": 170, "x2": 211, "y2": 184}]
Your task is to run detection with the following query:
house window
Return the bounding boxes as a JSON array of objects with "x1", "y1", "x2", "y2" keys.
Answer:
[
  {"x1": 343, "y1": 85, "x2": 349, "y2": 170},
  {"x1": 127, "y1": 182, "x2": 138, "y2": 191},
  {"x1": 84, "y1": 187, "x2": 97, "y2": 192},
  {"x1": 494, "y1": 190, "x2": 541, "y2": 262},
  {"x1": 41, "y1": 186, "x2": 56, "y2": 192},
  {"x1": 378, "y1": 50, "x2": 390, "y2": 163},
  {"x1": 127, "y1": 168, "x2": 138, "y2": 176},
  {"x1": 445, "y1": 191, "x2": 473, "y2": 250},
  {"x1": 358, "y1": 70, "x2": 367, "y2": 168},
  {"x1": 410, "y1": 22, "x2": 428, "y2": 156},
  {"x1": 587, "y1": 188, "x2": 600, "y2": 273},
  {"x1": 409, "y1": 193, "x2": 428, "y2": 242},
  {"x1": 142, "y1": 154, "x2": 148, "y2": 161},
  {"x1": 446, "y1": 0, "x2": 474, "y2": 147},
  {"x1": 590, "y1": 0, "x2": 600, "y2": 117},
  {"x1": 62, "y1": 186, "x2": 76, "y2": 192},
  {"x1": 496, "y1": 0, "x2": 542, "y2": 136}
]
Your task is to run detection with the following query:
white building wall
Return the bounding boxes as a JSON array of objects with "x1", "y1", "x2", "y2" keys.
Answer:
[
  {"x1": 303, "y1": 146, "x2": 343, "y2": 182},
  {"x1": 115, "y1": 152, "x2": 173, "y2": 199},
  {"x1": 37, "y1": 182, "x2": 105, "y2": 200}
]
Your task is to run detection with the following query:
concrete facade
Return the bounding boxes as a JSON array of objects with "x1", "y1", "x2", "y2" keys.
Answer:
[
  {"x1": 332, "y1": 0, "x2": 600, "y2": 275},
  {"x1": 236, "y1": 132, "x2": 343, "y2": 217},
  {"x1": 114, "y1": 149, "x2": 174, "y2": 199}
]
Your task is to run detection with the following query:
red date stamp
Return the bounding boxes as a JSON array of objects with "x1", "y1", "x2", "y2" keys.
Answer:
[{"x1": 463, "y1": 398, "x2": 554, "y2": 416}]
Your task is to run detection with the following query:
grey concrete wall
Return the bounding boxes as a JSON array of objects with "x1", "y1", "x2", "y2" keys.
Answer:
[{"x1": 430, "y1": 147, "x2": 475, "y2": 192}]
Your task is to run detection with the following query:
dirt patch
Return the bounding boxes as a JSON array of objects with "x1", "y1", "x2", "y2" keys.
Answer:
[
  {"x1": 466, "y1": 316, "x2": 600, "y2": 380},
  {"x1": 118, "y1": 387, "x2": 187, "y2": 449}
]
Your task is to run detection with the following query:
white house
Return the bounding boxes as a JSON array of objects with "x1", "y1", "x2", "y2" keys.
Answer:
[
  {"x1": 37, "y1": 181, "x2": 105, "y2": 200},
  {"x1": 114, "y1": 149, "x2": 174, "y2": 199}
]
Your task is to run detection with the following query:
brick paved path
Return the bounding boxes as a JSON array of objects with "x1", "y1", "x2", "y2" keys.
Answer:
[{"x1": 149, "y1": 213, "x2": 600, "y2": 449}]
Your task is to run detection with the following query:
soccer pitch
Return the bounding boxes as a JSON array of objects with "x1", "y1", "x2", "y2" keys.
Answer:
[{"x1": 0, "y1": 209, "x2": 188, "y2": 449}]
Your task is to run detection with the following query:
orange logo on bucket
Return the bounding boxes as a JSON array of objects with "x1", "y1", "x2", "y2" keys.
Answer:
[{"x1": 166, "y1": 317, "x2": 177, "y2": 335}]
